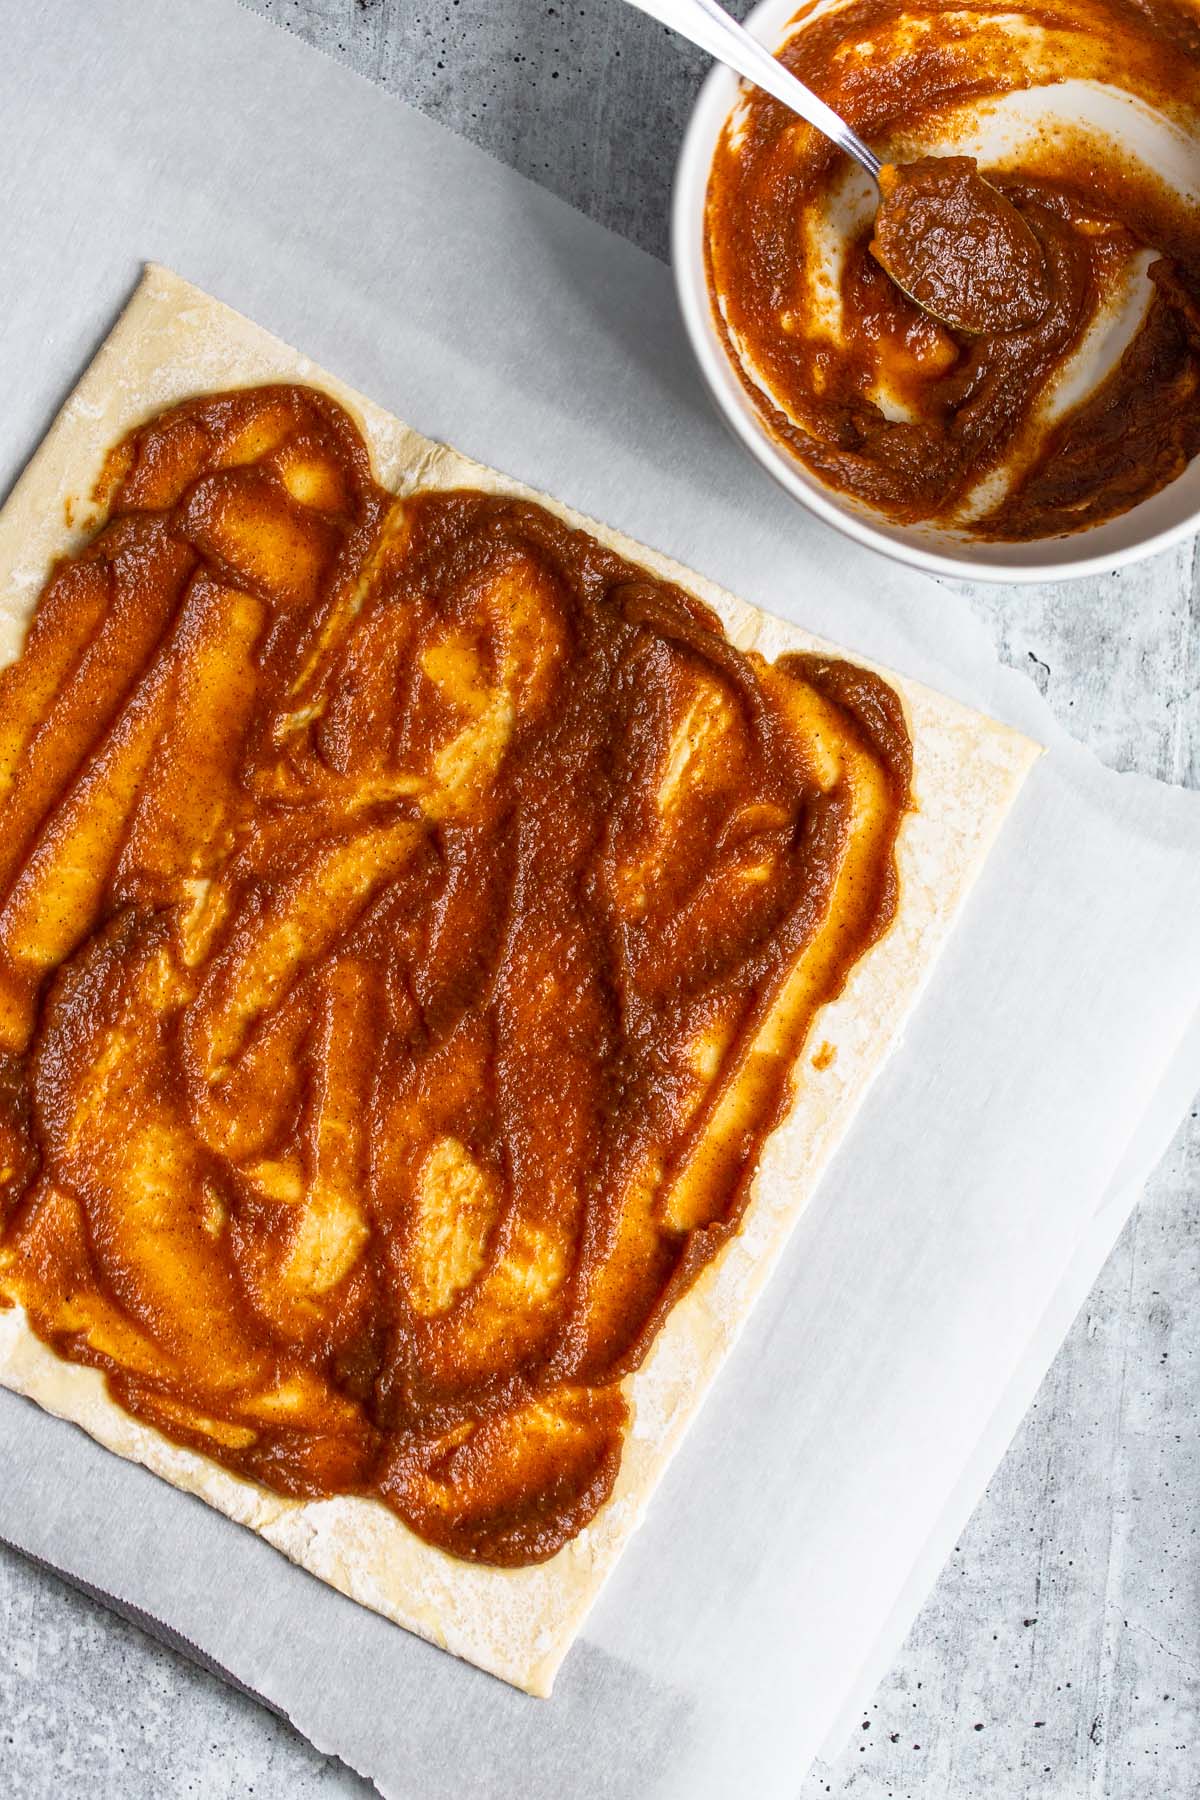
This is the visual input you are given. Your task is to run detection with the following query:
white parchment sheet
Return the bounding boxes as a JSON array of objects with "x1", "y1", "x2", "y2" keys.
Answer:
[{"x1": 2, "y1": 3, "x2": 1199, "y2": 1795}]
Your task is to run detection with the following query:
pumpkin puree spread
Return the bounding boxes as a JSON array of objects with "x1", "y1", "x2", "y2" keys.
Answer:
[
  {"x1": 705, "y1": 0, "x2": 1200, "y2": 537},
  {"x1": 0, "y1": 385, "x2": 909, "y2": 1566}
]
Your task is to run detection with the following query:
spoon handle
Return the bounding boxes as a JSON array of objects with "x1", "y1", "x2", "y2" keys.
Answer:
[{"x1": 623, "y1": 0, "x2": 881, "y2": 178}]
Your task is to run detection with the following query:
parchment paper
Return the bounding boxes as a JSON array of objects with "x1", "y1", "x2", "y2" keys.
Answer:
[{"x1": 1, "y1": 3, "x2": 1199, "y2": 1796}]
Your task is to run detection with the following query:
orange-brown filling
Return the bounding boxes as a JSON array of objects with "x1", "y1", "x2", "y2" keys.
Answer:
[
  {"x1": 705, "y1": 0, "x2": 1200, "y2": 538},
  {"x1": 0, "y1": 385, "x2": 909, "y2": 1565}
]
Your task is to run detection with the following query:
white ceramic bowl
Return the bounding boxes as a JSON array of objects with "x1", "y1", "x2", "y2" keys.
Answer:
[{"x1": 672, "y1": 0, "x2": 1200, "y2": 582}]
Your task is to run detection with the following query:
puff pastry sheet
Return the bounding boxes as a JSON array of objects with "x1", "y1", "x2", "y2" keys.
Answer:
[{"x1": 0, "y1": 268, "x2": 1040, "y2": 1695}]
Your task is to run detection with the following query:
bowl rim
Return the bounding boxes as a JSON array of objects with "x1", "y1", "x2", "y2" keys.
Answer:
[{"x1": 670, "y1": 0, "x2": 1200, "y2": 585}]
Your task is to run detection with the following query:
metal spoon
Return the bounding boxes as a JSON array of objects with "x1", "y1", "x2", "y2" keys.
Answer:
[{"x1": 626, "y1": 0, "x2": 1050, "y2": 334}]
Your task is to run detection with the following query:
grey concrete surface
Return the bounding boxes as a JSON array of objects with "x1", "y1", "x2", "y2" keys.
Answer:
[{"x1": 4, "y1": 2, "x2": 1199, "y2": 1796}]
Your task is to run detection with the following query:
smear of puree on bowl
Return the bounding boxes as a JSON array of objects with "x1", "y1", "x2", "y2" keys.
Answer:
[{"x1": 704, "y1": 0, "x2": 1200, "y2": 539}]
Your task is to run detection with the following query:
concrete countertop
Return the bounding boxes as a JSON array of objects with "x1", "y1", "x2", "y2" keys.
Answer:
[{"x1": 4, "y1": 2, "x2": 1198, "y2": 1795}]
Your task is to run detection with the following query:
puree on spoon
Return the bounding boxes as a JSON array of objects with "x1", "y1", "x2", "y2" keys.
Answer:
[{"x1": 871, "y1": 157, "x2": 1051, "y2": 335}]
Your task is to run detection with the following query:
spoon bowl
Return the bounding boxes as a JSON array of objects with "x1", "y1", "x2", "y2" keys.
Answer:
[{"x1": 871, "y1": 158, "x2": 1051, "y2": 334}]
